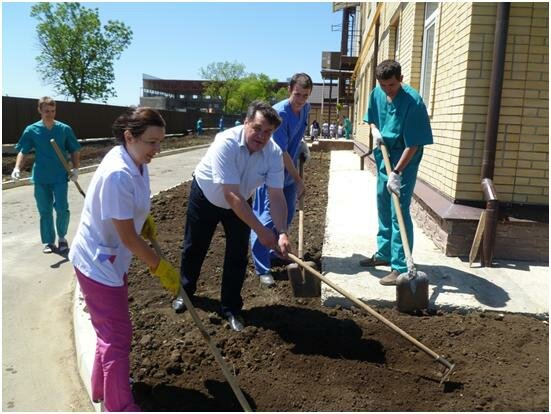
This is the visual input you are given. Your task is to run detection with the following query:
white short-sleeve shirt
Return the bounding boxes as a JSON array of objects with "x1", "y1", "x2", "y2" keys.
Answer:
[
  {"x1": 69, "y1": 145, "x2": 151, "y2": 287},
  {"x1": 194, "y1": 125, "x2": 284, "y2": 208}
]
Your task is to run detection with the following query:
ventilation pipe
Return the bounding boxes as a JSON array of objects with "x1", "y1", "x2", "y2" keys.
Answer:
[{"x1": 480, "y1": 2, "x2": 510, "y2": 266}]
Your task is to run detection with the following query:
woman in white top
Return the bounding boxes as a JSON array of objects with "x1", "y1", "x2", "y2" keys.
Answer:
[{"x1": 69, "y1": 107, "x2": 180, "y2": 411}]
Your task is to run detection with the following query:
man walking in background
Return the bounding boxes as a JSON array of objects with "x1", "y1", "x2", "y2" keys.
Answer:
[
  {"x1": 250, "y1": 73, "x2": 313, "y2": 287},
  {"x1": 360, "y1": 59, "x2": 433, "y2": 285},
  {"x1": 11, "y1": 96, "x2": 81, "y2": 254}
]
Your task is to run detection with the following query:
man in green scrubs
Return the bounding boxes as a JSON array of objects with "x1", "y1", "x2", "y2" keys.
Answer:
[
  {"x1": 11, "y1": 96, "x2": 81, "y2": 254},
  {"x1": 361, "y1": 60, "x2": 433, "y2": 285}
]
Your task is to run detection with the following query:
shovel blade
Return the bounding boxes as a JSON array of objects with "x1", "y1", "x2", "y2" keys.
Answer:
[
  {"x1": 396, "y1": 271, "x2": 429, "y2": 313},
  {"x1": 287, "y1": 261, "x2": 320, "y2": 298}
]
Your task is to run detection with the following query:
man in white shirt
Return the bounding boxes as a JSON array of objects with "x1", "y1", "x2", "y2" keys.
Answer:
[{"x1": 173, "y1": 100, "x2": 291, "y2": 332}]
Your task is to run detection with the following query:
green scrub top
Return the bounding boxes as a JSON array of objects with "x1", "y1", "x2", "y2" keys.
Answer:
[
  {"x1": 364, "y1": 84, "x2": 433, "y2": 151},
  {"x1": 15, "y1": 120, "x2": 81, "y2": 184}
]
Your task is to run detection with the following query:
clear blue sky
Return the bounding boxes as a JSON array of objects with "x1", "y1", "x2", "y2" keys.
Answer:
[{"x1": 2, "y1": 1, "x2": 343, "y2": 107}]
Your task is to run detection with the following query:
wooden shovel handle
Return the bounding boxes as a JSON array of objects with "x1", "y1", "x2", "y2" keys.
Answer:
[
  {"x1": 50, "y1": 139, "x2": 86, "y2": 197},
  {"x1": 298, "y1": 157, "x2": 305, "y2": 259},
  {"x1": 379, "y1": 144, "x2": 412, "y2": 261},
  {"x1": 150, "y1": 240, "x2": 252, "y2": 412},
  {"x1": 287, "y1": 252, "x2": 451, "y2": 367}
]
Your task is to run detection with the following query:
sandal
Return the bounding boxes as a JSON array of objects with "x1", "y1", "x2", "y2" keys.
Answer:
[{"x1": 359, "y1": 254, "x2": 390, "y2": 267}]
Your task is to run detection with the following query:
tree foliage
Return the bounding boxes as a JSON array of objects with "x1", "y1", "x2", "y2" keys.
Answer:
[
  {"x1": 200, "y1": 61, "x2": 286, "y2": 114},
  {"x1": 228, "y1": 73, "x2": 278, "y2": 114},
  {"x1": 30, "y1": 2, "x2": 132, "y2": 103},
  {"x1": 200, "y1": 61, "x2": 246, "y2": 113}
]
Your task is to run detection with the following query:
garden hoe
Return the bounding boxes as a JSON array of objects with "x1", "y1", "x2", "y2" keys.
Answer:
[
  {"x1": 151, "y1": 240, "x2": 252, "y2": 412},
  {"x1": 287, "y1": 156, "x2": 321, "y2": 297},
  {"x1": 379, "y1": 143, "x2": 429, "y2": 313},
  {"x1": 50, "y1": 139, "x2": 86, "y2": 197},
  {"x1": 287, "y1": 253, "x2": 455, "y2": 384}
]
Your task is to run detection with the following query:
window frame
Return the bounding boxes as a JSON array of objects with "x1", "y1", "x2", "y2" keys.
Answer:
[{"x1": 419, "y1": 3, "x2": 438, "y2": 106}]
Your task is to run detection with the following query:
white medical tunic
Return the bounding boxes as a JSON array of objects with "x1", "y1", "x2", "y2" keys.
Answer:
[
  {"x1": 194, "y1": 125, "x2": 284, "y2": 209},
  {"x1": 69, "y1": 145, "x2": 151, "y2": 287}
]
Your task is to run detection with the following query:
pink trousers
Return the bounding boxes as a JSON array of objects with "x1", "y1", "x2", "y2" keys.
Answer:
[{"x1": 75, "y1": 267, "x2": 141, "y2": 412}]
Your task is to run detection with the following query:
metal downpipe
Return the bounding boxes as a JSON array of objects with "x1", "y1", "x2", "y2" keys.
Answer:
[{"x1": 480, "y1": 2, "x2": 510, "y2": 266}]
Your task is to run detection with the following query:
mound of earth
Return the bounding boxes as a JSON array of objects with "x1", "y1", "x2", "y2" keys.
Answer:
[{"x1": 127, "y1": 150, "x2": 548, "y2": 411}]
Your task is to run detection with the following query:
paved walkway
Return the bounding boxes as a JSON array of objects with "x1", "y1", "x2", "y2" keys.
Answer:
[{"x1": 321, "y1": 151, "x2": 549, "y2": 317}]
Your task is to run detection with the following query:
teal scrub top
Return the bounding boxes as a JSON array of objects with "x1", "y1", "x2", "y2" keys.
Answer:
[
  {"x1": 364, "y1": 84, "x2": 433, "y2": 151},
  {"x1": 15, "y1": 120, "x2": 81, "y2": 184}
]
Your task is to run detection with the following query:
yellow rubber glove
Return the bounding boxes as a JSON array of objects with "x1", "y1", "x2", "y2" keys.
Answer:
[
  {"x1": 140, "y1": 214, "x2": 157, "y2": 242},
  {"x1": 150, "y1": 259, "x2": 180, "y2": 295}
]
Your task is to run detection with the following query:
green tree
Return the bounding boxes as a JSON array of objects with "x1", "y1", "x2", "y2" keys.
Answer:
[
  {"x1": 200, "y1": 61, "x2": 246, "y2": 113},
  {"x1": 273, "y1": 87, "x2": 289, "y2": 103},
  {"x1": 228, "y1": 73, "x2": 278, "y2": 114},
  {"x1": 30, "y1": 2, "x2": 132, "y2": 103}
]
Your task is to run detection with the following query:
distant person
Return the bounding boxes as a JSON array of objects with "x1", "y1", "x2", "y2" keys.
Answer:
[
  {"x1": 250, "y1": 73, "x2": 313, "y2": 287},
  {"x1": 11, "y1": 96, "x2": 81, "y2": 254},
  {"x1": 218, "y1": 116, "x2": 224, "y2": 131},
  {"x1": 337, "y1": 123, "x2": 344, "y2": 138},
  {"x1": 310, "y1": 120, "x2": 320, "y2": 140},
  {"x1": 234, "y1": 119, "x2": 242, "y2": 126},
  {"x1": 321, "y1": 121, "x2": 329, "y2": 138},
  {"x1": 172, "y1": 100, "x2": 291, "y2": 332},
  {"x1": 360, "y1": 59, "x2": 433, "y2": 285},
  {"x1": 69, "y1": 107, "x2": 180, "y2": 411},
  {"x1": 329, "y1": 122, "x2": 336, "y2": 138},
  {"x1": 343, "y1": 115, "x2": 352, "y2": 139},
  {"x1": 196, "y1": 117, "x2": 203, "y2": 136}
]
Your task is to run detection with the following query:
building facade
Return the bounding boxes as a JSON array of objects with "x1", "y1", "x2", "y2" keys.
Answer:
[{"x1": 351, "y1": 2, "x2": 548, "y2": 261}]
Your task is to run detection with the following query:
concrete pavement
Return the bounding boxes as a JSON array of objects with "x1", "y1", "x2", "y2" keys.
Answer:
[
  {"x1": 321, "y1": 151, "x2": 549, "y2": 318},
  {"x1": 1, "y1": 145, "x2": 208, "y2": 411}
]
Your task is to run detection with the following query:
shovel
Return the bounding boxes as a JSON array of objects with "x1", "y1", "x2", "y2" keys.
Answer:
[
  {"x1": 287, "y1": 156, "x2": 321, "y2": 297},
  {"x1": 379, "y1": 143, "x2": 429, "y2": 313}
]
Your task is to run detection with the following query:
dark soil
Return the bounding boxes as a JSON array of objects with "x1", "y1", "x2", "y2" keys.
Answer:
[
  {"x1": 125, "y1": 150, "x2": 548, "y2": 411},
  {"x1": 1, "y1": 133, "x2": 214, "y2": 181}
]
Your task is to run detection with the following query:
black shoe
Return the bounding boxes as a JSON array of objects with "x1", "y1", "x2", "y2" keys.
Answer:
[
  {"x1": 58, "y1": 240, "x2": 69, "y2": 253},
  {"x1": 359, "y1": 254, "x2": 390, "y2": 267},
  {"x1": 172, "y1": 296, "x2": 186, "y2": 313},
  {"x1": 224, "y1": 311, "x2": 245, "y2": 332}
]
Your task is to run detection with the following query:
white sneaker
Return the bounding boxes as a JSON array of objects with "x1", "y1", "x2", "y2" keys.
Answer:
[{"x1": 259, "y1": 274, "x2": 275, "y2": 287}]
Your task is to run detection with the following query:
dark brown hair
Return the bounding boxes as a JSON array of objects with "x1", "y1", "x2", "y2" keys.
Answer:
[
  {"x1": 289, "y1": 73, "x2": 313, "y2": 90},
  {"x1": 375, "y1": 60, "x2": 402, "y2": 80},
  {"x1": 112, "y1": 107, "x2": 166, "y2": 145},
  {"x1": 245, "y1": 100, "x2": 282, "y2": 129}
]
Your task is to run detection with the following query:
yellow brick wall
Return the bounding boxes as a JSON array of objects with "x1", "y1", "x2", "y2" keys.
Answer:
[
  {"x1": 354, "y1": 2, "x2": 548, "y2": 206},
  {"x1": 395, "y1": 3, "x2": 424, "y2": 89},
  {"x1": 421, "y1": 2, "x2": 474, "y2": 198},
  {"x1": 451, "y1": 2, "x2": 549, "y2": 203}
]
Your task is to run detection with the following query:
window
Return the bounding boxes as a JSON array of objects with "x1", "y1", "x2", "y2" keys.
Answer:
[
  {"x1": 420, "y1": 2, "x2": 438, "y2": 104},
  {"x1": 393, "y1": 22, "x2": 401, "y2": 61}
]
